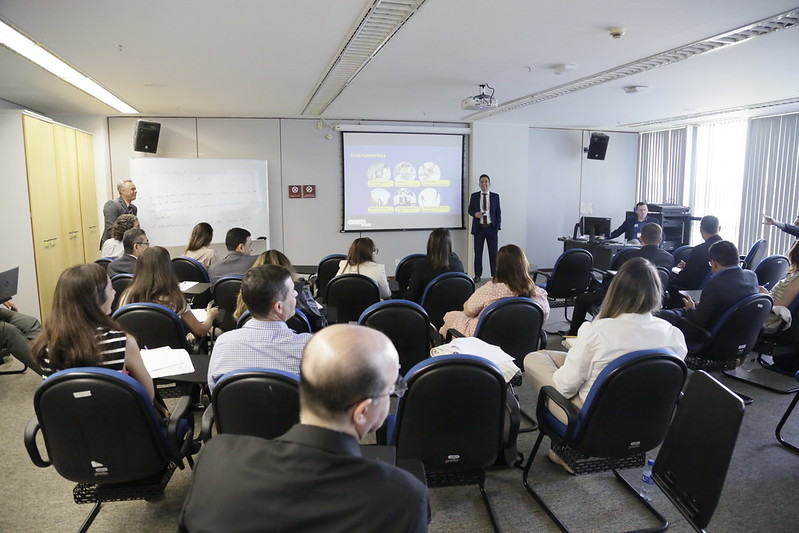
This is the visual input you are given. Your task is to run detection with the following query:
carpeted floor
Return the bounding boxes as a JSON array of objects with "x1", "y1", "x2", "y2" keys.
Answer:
[{"x1": 1, "y1": 308, "x2": 797, "y2": 532}]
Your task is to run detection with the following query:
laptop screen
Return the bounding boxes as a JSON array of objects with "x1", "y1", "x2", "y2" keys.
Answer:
[{"x1": 0, "y1": 267, "x2": 19, "y2": 304}]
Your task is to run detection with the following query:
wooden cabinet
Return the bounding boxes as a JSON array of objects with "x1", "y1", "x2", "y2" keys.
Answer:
[{"x1": 22, "y1": 115, "x2": 98, "y2": 320}]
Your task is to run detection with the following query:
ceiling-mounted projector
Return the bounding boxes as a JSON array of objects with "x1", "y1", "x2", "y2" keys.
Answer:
[{"x1": 461, "y1": 84, "x2": 497, "y2": 110}]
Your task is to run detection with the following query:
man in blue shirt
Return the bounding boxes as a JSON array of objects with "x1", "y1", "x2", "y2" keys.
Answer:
[{"x1": 607, "y1": 202, "x2": 657, "y2": 242}]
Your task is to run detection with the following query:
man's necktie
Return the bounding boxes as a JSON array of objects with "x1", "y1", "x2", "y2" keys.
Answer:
[{"x1": 482, "y1": 193, "x2": 488, "y2": 225}]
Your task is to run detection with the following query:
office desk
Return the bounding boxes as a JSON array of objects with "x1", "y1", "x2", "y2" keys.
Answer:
[{"x1": 558, "y1": 238, "x2": 634, "y2": 270}]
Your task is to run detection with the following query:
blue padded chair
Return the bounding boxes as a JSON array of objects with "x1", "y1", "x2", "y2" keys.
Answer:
[
  {"x1": 312, "y1": 253, "x2": 346, "y2": 300},
  {"x1": 532, "y1": 249, "x2": 594, "y2": 321},
  {"x1": 113, "y1": 302, "x2": 192, "y2": 351},
  {"x1": 359, "y1": 300, "x2": 436, "y2": 373},
  {"x1": 94, "y1": 257, "x2": 113, "y2": 272},
  {"x1": 388, "y1": 354, "x2": 520, "y2": 533},
  {"x1": 683, "y1": 293, "x2": 772, "y2": 372},
  {"x1": 608, "y1": 246, "x2": 640, "y2": 271},
  {"x1": 211, "y1": 275, "x2": 243, "y2": 332},
  {"x1": 201, "y1": 368, "x2": 300, "y2": 442},
  {"x1": 325, "y1": 273, "x2": 380, "y2": 324},
  {"x1": 671, "y1": 245, "x2": 693, "y2": 265},
  {"x1": 24, "y1": 367, "x2": 195, "y2": 532},
  {"x1": 754, "y1": 254, "x2": 789, "y2": 290},
  {"x1": 472, "y1": 297, "x2": 547, "y2": 370},
  {"x1": 394, "y1": 253, "x2": 427, "y2": 297},
  {"x1": 522, "y1": 350, "x2": 687, "y2": 533},
  {"x1": 740, "y1": 238, "x2": 768, "y2": 270},
  {"x1": 775, "y1": 370, "x2": 799, "y2": 453},
  {"x1": 236, "y1": 308, "x2": 311, "y2": 334},
  {"x1": 420, "y1": 272, "x2": 475, "y2": 330},
  {"x1": 110, "y1": 273, "x2": 133, "y2": 312},
  {"x1": 171, "y1": 256, "x2": 210, "y2": 283}
]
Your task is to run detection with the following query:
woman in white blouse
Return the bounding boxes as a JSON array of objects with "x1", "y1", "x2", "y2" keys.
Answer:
[{"x1": 335, "y1": 237, "x2": 391, "y2": 299}]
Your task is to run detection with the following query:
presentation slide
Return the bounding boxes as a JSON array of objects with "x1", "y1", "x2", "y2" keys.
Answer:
[{"x1": 342, "y1": 132, "x2": 464, "y2": 231}]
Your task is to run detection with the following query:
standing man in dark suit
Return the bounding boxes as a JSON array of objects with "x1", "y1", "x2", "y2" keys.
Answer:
[
  {"x1": 660, "y1": 240, "x2": 759, "y2": 343},
  {"x1": 100, "y1": 180, "x2": 138, "y2": 247},
  {"x1": 672, "y1": 215, "x2": 723, "y2": 290},
  {"x1": 468, "y1": 174, "x2": 501, "y2": 283},
  {"x1": 178, "y1": 324, "x2": 430, "y2": 533}
]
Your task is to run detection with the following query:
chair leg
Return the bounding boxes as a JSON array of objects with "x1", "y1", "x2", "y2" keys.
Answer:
[
  {"x1": 78, "y1": 502, "x2": 103, "y2": 533},
  {"x1": 611, "y1": 469, "x2": 670, "y2": 533},
  {"x1": 776, "y1": 391, "x2": 799, "y2": 453},
  {"x1": 519, "y1": 407, "x2": 538, "y2": 433},
  {"x1": 0, "y1": 361, "x2": 27, "y2": 375},
  {"x1": 478, "y1": 476, "x2": 502, "y2": 533}
]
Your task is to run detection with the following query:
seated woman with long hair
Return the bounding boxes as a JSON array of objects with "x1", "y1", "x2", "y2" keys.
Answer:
[
  {"x1": 119, "y1": 246, "x2": 218, "y2": 338},
  {"x1": 31, "y1": 263, "x2": 154, "y2": 400},
  {"x1": 183, "y1": 222, "x2": 220, "y2": 268},
  {"x1": 525, "y1": 257, "x2": 686, "y2": 420},
  {"x1": 234, "y1": 249, "x2": 327, "y2": 331},
  {"x1": 761, "y1": 239, "x2": 799, "y2": 333},
  {"x1": 335, "y1": 237, "x2": 391, "y2": 299},
  {"x1": 440, "y1": 244, "x2": 550, "y2": 337},
  {"x1": 404, "y1": 228, "x2": 465, "y2": 303}
]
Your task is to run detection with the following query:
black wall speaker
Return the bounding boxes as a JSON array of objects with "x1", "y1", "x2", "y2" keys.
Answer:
[
  {"x1": 586, "y1": 133, "x2": 609, "y2": 160},
  {"x1": 134, "y1": 120, "x2": 161, "y2": 153}
]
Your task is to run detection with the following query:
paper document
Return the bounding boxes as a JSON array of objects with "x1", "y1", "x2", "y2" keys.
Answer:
[
  {"x1": 140, "y1": 347, "x2": 195, "y2": 378},
  {"x1": 191, "y1": 309, "x2": 207, "y2": 322},
  {"x1": 430, "y1": 336, "x2": 519, "y2": 383},
  {"x1": 179, "y1": 281, "x2": 198, "y2": 291}
]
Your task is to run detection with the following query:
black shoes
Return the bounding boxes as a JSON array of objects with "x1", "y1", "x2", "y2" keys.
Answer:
[{"x1": 473, "y1": 276, "x2": 481, "y2": 283}]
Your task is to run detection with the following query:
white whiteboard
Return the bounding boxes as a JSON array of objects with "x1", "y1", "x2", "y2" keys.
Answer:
[{"x1": 130, "y1": 158, "x2": 269, "y2": 247}]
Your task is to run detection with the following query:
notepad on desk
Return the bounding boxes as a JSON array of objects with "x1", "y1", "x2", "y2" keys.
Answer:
[
  {"x1": 190, "y1": 308, "x2": 207, "y2": 322},
  {"x1": 140, "y1": 346, "x2": 195, "y2": 378},
  {"x1": 179, "y1": 281, "x2": 198, "y2": 291}
]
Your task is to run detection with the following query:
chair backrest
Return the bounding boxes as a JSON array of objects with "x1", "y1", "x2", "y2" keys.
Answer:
[
  {"x1": 236, "y1": 309, "x2": 252, "y2": 329},
  {"x1": 420, "y1": 272, "x2": 475, "y2": 330},
  {"x1": 542, "y1": 249, "x2": 594, "y2": 299},
  {"x1": 741, "y1": 238, "x2": 768, "y2": 270},
  {"x1": 754, "y1": 254, "x2": 789, "y2": 290},
  {"x1": 656, "y1": 266, "x2": 672, "y2": 291},
  {"x1": 172, "y1": 256, "x2": 210, "y2": 283},
  {"x1": 211, "y1": 276, "x2": 243, "y2": 332},
  {"x1": 390, "y1": 354, "x2": 507, "y2": 473},
  {"x1": 315, "y1": 254, "x2": 346, "y2": 298},
  {"x1": 211, "y1": 368, "x2": 300, "y2": 440},
  {"x1": 394, "y1": 253, "x2": 427, "y2": 294},
  {"x1": 285, "y1": 308, "x2": 312, "y2": 334},
  {"x1": 110, "y1": 273, "x2": 134, "y2": 312},
  {"x1": 473, "y1": 297, "x2": 545, "y2": 369},
  {"x1": 113, "y1": 302, "x2": 191, "y2": 351},
  {"x1": 31, "y1": 367, "x2": 170, "y2": 483},
  {"x1": 543, "y1": 350, "x2": 687, "y2": 459},
  {"x1": 671, "y1": 245, "x2": 693, "y2": 265},
  {"x1": 653, "y1": 371, "x2": 745, "y2": 531},
  {"x1": 608, "y1": 246, "x2": 640, "y2": 270},
  {"x1": 325, "y1": 274, "x2": 381, "y2": 324},
  {"x1": 94, "y1": 257, "x2": 113, "y2": 271},
  {"x1": 359, "y1": 300, "x2": 432, "y2": 373},
  {"x1": 694, "y1": 294, "x2": 773, "y2": 363}
]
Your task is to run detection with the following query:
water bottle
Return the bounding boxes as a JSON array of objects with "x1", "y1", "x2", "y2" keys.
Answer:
[{"x1": 640, "y1": 458, "x2": 656, "y2": 501}]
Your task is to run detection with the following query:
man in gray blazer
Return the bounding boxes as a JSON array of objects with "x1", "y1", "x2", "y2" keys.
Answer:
[
  {"x1": 207, "y1": 227, "x2": 257, "y2": 283},
  {"x1": 100, "y1": 180, "x2": 138, "y2": 247}
]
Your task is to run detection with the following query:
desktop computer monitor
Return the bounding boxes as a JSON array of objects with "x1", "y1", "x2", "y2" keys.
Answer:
[{"x1": 580, "y1": 216, "x2": 611, "y2": 239}]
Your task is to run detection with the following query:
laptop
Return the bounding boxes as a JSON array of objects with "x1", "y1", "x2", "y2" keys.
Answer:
[{"x1": 0, "y1": 267, "x2": 19, "y2": 305}]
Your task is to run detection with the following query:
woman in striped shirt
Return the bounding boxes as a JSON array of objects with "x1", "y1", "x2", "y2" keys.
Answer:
[{"x1": 31, "y1": 263, "x2": 154, "y2": 400}]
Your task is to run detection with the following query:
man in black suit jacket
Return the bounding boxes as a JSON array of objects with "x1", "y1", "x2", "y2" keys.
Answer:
[
  {"x1": 107, "y1": 228, "x2": 148, "y2": 277},
  {"x1": 660, "y1": 240, "x2": 759, "y2": 343},
  {"x1": 671, "y1": 215, "x2": 723, "y2": 290},
  {"x1": 179, "y1": 324, "x2": 430, "y2": 533},
  {"x1": 468, "y1": 174, "x2": 501, "y2": 282},
  {"x1": 100, "y1": 180, "x2": 138, "y2": 248}
]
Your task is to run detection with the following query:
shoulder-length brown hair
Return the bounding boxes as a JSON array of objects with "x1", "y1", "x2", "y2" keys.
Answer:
[
  {"x1": 427, "y1": 228, "x2": 452, "y2": 270},
  {"x1": 788, "y1": 240, "x2": 799, "y2": 274},
  {"x1": 493, "y1": 244, "x2": 535, "y2": 298},
  {"x1": 184, "y1": 222, "x2": 214, "y2": 253},
  {"x1": 345, "y1": 237, "x2": 376, "y2": 272},
  {"x1": 121, "y1": 246, "x2": 185, "y2": 312},
  {"x1": 597, "y1": 257, "x2": 662, "y2": 319},
  {"x1": 31, "y1": 263, "x2": 120, "y2": 371}
]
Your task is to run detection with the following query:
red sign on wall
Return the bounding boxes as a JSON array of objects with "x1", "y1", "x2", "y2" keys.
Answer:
[
  {"x1": 302, "y1": 185, "x2": 316, "y2": 198},
  {"x1": 288, "y1": 185, "x2": 302, "y2": 198}
]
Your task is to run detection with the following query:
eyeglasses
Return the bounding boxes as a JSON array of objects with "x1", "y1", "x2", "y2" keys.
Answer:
[
  {"x1": 371, "y1": 374, "x2": 407, "y2": 400},
  {"x1": 134, "y1": 241, "x2": 150, "y2": 246},
  {"x1": 373, "y1": 248, "x2": 379, "y2": 255}
]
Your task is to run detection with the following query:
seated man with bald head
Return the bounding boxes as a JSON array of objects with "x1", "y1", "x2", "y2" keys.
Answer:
[{"x1": 179, "y1": 324, "x2": 430, "y2": 533}]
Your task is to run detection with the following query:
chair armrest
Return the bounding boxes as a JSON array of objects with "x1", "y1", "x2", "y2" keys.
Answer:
[
  {"x1": 500, "y1": 388, "x2": 521, "y2": 466},
  {"x1": 446, "y1": 328, "x2": 464, "y2": 343},
  {"x1": 675, "y1": 317, "x2": 712, "y2": 346},
  {"x1": 531, "y1": 269, "x2": 553, "y2": 283},
  {"x1": 539, "y1": 329, "x2": 548, "y2": 350},
  {"x1": 200, "y1": 404, "x2": 215, "y2": 442},
  {"x1": 24, "y1": 416, "x2": 50, "y2": 468},
  {"x1": 427, "y1": 323, "x2": 444, "y2": 348},
  {"x1": 167, "y1": 394, "x2": 196, "y2": 460},
  {"x1": 536, "y1": 385, "x2": 581, "y2": 440}
]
